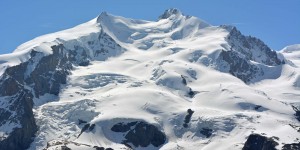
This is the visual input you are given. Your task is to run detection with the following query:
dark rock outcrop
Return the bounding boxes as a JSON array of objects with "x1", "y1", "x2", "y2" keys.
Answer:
[
  {"x1": 78, "y1": 123, "x2": 90, "y2": 138},
  {"x1": 77, "y1": 123, "x2": 96, "y2": 138},
  {"x1": 111, "y1": 121, "x2": 166, "y2": 148},
  {"x1": 183, "y1": 109, "x2": 194, "y2": 128},
  {"x1": 0, "y1": 46, "x2": 75, "y2": 149},
  {"x1": 216, "y1": 26, "x2": 284, "y2": 83},
  {"x1": 0, "y1": 90, "x2": 37, "y2": 150},
  {"x1": 94, "y1": 146, "x2": 105, "y2": 150},
  {"x1": 180, "y1": 75, "x2": 196, "y2": 98},
  {"x1": 61, "y1": 145, "x2": 71, "y2": 150},
  {"x1": 89, "y1": 124, "x2": 96, "y2": 131},
  {"x1": 159, "y1": 8, "x2": 182, "y2": 20},
  {"x1": 242, "y1": 134, "x2": 278, "y2": 150},
  {"x1": 200, "y1": 128, "x2": 213, "y2": 138},
  {"x1": 225, "y1": 26, "x2": 284, "y2": 66},
  {"x1": 181, "y1": 75, "x2": 187, "y2": 85},
  {"x1": 187, "y1": 88, "x2": 196, "y2": 98},
  {"x1": 292, "y1": 105, "x2": 300, "y2": 122},
  {"x1": 0, "y1": 70, "x2": 37, "y2": 150},
  {"x1": 25, "y1": 46, "x2": 73, "y2": 97},
  {"x1": 219, "y1": 50, "x2": 263, "y2": 83},
  {"x1": 78, "y1": 119, "x2": 87, "y2": 125},
  {"x1": 111, "y1": 121, "x2": 137, "y2": 132},
  {"x1": 45, "y1": 140, "x2": 114, "y2": 150},
  {"x1": 0, "y1": 47, "x2": 72, "y2": 149},
  {"x1": 282, "y1": 143, "x2": 300, "y2": 150}
]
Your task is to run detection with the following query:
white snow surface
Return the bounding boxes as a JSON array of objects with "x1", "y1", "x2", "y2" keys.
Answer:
[{"x1": 0, "y1": 9, "x2": 299, "y2": 150}]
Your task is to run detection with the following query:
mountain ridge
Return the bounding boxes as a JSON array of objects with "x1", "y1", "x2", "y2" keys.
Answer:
[{"x1": 0, "y1": 9, "x2": 299, "y2": 150}]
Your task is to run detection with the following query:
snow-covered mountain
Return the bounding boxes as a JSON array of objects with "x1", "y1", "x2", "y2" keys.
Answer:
[{"x1": 0, "y1": 8, "x2": 299, "y2": 150}]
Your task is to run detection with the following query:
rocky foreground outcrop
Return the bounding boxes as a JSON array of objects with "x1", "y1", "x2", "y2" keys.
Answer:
[
  {"x1": 111, "y1": 121, "x2": 166, "y2": 148},
  {"x1": 242, "y1": 134, "x2": 300, "y2": 150}
]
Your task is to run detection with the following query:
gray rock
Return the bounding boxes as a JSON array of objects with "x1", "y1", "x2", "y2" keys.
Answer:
[
  {"x1": 200, "y1": 128, "x2": 213, "y2": 138},
  {"x1": 183, "y1": 109, "x2": 194, "y2": 128},
  {"x1": 89, "y1": 124, "x2": 95, "y2": 131},
  {"x1": 215, "y1": 26, "x2": 285, "y2": 83},
  {"x1": 292, "y1": 105, "x2": 300, "y2": 122},
  {"x1": 242, "y1": 134, "x2": 278, "y2": 150},
  {"x1": 78, "y1": 119, "x2": 87, "y2": 125},
  {"x1": 219, "y1": 50, "x2": 262, "y2": 83},
  {"x1": 111, "y1": 121, "x2": 166, "y2": 148},
  {"x1": 159, "y1": 8, "x2": 182, "y2": 20},
  {"x1": 111, "y1": 121, "x2": 137, "y2": 132},
  {"x1": 0, "y1": 90, "x2": 37, "y2": 150},
  {"x1": 25, "y1": 46, "x2": 72, "y2": 97},
  {"x1": 225, "y1": 26, "x2": 284, "y2": 66},
  {"x1": 78, "y1": 123, "x2": 90, "y2": 138},
  {"x1": 282, "y1": 143, "x2": 300, "y2": 150}
]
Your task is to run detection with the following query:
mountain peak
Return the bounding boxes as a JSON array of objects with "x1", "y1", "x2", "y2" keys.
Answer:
[
  {"x1": 281, "y1": 44, "x2": 300, "y2": 53},
  {"x1": 97, "y1": 11, "x2": 110, "y2": 23},
  {"x1": 159, "y1": 8, "x2": 183, "y2": 19}
]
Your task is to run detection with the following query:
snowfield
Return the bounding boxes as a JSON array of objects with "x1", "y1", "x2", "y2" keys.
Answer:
[{"x1": 0, "y1": 9, "x2": 299, "y2": 150}]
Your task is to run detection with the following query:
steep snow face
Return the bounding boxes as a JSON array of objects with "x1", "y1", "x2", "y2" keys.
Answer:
[
  {"x1": 0, "y1": 18, "x2": 125, "y2": 77},
  {"x1": 279, "y1": 45, "x2": 300, "y2": 89},
  {"x1": 96, "y1": 9, "x2": 211, "y2": 52},
  {"x1": 0, "y1": 19, "x2": 100, "y2": 76},
  {"x1": 13, "y1": 18, "x2": 101, "y2": 54},
  {"x1": 281, "y1": 44, "x2": 300, "y2": 67},
  {"x1": 0, "y1": 9, "x2": 299, "y2": 150},
  {"x1": 282, "y1": 44, "x2": 300, "y2": 53}
]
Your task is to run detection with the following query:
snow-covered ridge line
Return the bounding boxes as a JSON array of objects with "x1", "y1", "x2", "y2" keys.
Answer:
[
  {"x1": 0, "y1": 18, "x2": 99, "y2": 76},
  {"x1": 0, "y1": 9, "x2": 211, "y2": 75},
  {"x1": 281, "y1": 44, "x2": 300, "y2": 52}
]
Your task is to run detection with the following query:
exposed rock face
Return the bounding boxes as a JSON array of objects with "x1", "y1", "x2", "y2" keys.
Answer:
[
  {"x1": 200, "y1": 128, "x2": 213, "y2": 138},
  {"x1": 219, "y1": 50, "x2": 263, "y2": 83},
  {"x1": 242, "y1": 134, "x2": 278, "y2": 150},
  {"x1": 214, "y1": 26, "x2": 285, "y2": 83},
  {"x1": 0, "y1": 46, "x2": 76, "y2": 149},
  {"x1": 226, "y1": 26, "x2": 284, "y2": 66},
  {"x1": 292, "y1": 105, "x2": 300, "y2": 122},
  {"x1": 243, "y1": 134, "x2": 300, "y2": 150},
  {"x1": 0, "y1": 90, "x2": 36, "y2": 150},
  {"x1": 78, "y1": 123, "x2": 96, "y2": 138},
  {"x1": 111, "y1": 121, "x2": 166, "y2": 148},
  {"x1": 282, "y1": 143, "x2": 300, "y2": 150},
  {"x1": 0, "y1": 62, "x2": 38, "y2": 150},
  {"x1": 44, "y1": 140, "x2": 114, "y2": 150},
  {"x1": 158, "y1": 8, "x2": 182, "y2": 20},
  {"x1": 0, "y1": 26, "x2": 123, "y2": 149},
  {"x1": 25, "y1": 46, "x2": 72, "y2": 97},
  {"x1": 183, "y1": 109, "x2": 194, "y2": 128}
]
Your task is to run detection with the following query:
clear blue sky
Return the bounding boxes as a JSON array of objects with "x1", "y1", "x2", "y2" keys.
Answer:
[{"x1": 0, "y1": 0, "x2": 299, "y2": 54}]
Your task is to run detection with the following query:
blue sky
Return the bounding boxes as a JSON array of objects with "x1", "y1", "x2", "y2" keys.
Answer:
[{"x1": 0, "y1": 0, "x2": 299, "y2": 54}]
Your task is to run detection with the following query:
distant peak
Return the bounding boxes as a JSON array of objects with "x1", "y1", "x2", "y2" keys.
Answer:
[
  {"x1": 100, "y1": 11, "x2": 108, "y2": 16},
  {"x1": 219, "y1": 25, "x2": 237, "y2": 32},
  {"x1": 97, "y1": 11, "x2": 110, "y2": 23},
  {"x1": 159, "y1": 8, "x2": 183, "y2": 20},
  {"x1": 281, "y1": 44, "x2": 300, "y2": 53}
]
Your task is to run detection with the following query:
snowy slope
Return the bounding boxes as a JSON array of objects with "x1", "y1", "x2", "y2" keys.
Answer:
[{"x1": 0, "y1": 9, "x2": 299, "y2": 150}]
